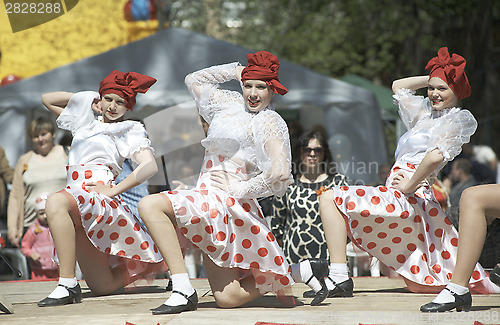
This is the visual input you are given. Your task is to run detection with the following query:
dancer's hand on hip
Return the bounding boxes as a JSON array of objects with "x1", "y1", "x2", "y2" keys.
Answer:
[{"x1": 210, "y1": 170, "x2": 233, "y2": 192}]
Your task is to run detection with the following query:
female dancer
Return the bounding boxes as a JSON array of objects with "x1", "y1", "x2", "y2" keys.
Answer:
[
  {"x1": 318, "y1": 47, "x2": 491, "y2": 299},
  {"x1": 421, "y1": 184, "x2": 500, "y2": 312},
  {"x1": 37, "y1": 70, "x2": 164, "y2": 306},
  {"x1": 139, "y1": 51, "x2": 328, "y2": 315}
]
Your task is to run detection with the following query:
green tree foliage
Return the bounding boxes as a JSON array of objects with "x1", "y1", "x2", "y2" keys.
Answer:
[{"x1": 164, "y1": 0, "x2": 500, "y2": 151}]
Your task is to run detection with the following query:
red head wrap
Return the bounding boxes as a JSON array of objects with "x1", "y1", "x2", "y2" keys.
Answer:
[
  {"x1": 99, "y1": 70, "x2": 157, "y2": 109},
  {"x1": 425, "y1": 47, "x2": 471, "y2": 100},
  {"x1": 241, "y1": 51, "x2": 288, "y2": 95}
]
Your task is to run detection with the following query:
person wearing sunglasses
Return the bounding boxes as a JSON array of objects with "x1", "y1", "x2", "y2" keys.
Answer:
[{"x1": 271, "y1": 128, "x2": 347, "y2": 266}]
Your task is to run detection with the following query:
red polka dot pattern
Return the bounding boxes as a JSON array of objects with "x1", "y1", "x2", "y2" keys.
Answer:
[{"x1": 326, "y1": 160, "x2": 487, "y2": 290}]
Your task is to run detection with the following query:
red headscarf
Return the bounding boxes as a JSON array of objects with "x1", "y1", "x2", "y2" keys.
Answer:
[
  {"x1": 99, "y1": 70, "x2": 157, "y2": 109},
  {"x1": 241, "y1": 51, "x2": 288, "y2": 95},
  {"x1": 425, "y1": 47, "x2": 471, "y2": 100}
]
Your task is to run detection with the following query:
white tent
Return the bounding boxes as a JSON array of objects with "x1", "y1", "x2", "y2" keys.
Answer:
[{"x1": 0, "y1": 27, "x2": 387, "y2": 185}]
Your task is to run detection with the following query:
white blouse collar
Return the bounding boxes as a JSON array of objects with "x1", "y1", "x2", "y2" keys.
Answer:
[{"x1": 431, "y1": 107, "x2": 457, "y2": 118}]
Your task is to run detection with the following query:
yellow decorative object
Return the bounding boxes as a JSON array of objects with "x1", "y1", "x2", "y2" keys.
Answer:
[{"x1": 0, "y1": 0, "x2": 158, "y2": 80}]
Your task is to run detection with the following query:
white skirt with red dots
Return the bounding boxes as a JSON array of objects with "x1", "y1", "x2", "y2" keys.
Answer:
[
  {"x1": 329, "y1": 161, "x2": 488, "y2": 293},
  {"x1": 62, "y1": 164, "x2": 165, "y2": 281},
  {"x1": 162, "y1": 153, "x2": 294, "y2": 294}
]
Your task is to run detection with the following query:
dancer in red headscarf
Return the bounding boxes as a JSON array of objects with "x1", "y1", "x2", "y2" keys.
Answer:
[
  {"x1": 316, "y1": 47, "x2": 495, "y2": 307},
  {"x1": 139, "y1": 51, "x2": 329, "y2": 315},
  {"x1": 37, "y1": 70, "x2": 165, "y2": 307}
]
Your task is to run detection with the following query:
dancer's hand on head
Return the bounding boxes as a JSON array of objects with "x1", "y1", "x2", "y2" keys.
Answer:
[
  {"x1": 210, "y1": 170, "x2": 233, "y2": 192},
  {"x1": 91, "y1": 98, "x2": 102, "y2": 114},
  {"x1": 85, "y1": 181, "x2": 115, "y2": 197},
  {"x1": 236, "y1": 66, "x2": 245, "y2": 82}
]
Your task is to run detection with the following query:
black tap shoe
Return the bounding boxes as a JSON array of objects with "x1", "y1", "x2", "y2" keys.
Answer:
[
  {"x1": 151, "y1": 290, "x2": 198, "y2": 315},
  {"x1": 420, "y1": 288, "x2": 472, "y2": 312},
  {"x1": 490, "y1": 264, "x2": 500, "y2": 287},
  {"x1": 303, "y1": 277, "x2": 354, "y2": 298},
  {"x1": 304, "y1": 259, "x2": 329, "y2": 306},
  {"x1": 38, "y1": 283, "x2": 82, "y2": 307},
  {"x1": 327, "y1": 278, "x2": 354, "y2": 297}
]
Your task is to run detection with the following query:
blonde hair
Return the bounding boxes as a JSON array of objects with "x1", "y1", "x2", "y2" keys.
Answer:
[{"x1": 27, "y1": 117, "x2": 55, "y2": 138}]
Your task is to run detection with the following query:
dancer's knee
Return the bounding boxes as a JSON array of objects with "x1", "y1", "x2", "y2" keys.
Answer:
[
  {"x1": 213, "y1": 291, "x2": 241, "y2": 308},
  {"x1": 319, "y1": 189, "x2": 334, "y2": 207},
  {"x1": 319, "y1": 190, "x2": 340, "y2": 218},
  {"x1": 45, "y1": 193, "x2": 69, "y2": 219},
  {"x1": 460, "y1": 187, "x2": 481, "y2": 210},
  {"x1": 139, "y1": 194, "x2": 162, "y2": 216}
]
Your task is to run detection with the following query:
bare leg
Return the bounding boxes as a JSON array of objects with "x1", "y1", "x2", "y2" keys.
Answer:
[
  {"x1": 45, "y1": 193, "x2": 76, "y2": 278},
  {"x1": 451, "y1": 185, "x2": 500, "y2": 287},
  {"x1": 138, "y1": 193, "x2": 188, "y2": 275},
  {"x1": 46, "y1": 192, "x2": 141, "y2": 296},
  {"x1": 139, "y1": 193, "x2": 197, "y2": 314},
  {"x1": 421, "y1": 184, "x2": 500, "y2": 312},
  {"x1": 319, "y1": 190, "x2": 347, "y2": 263},
  {"x1": 73, "y1": 226, "x2": 131, "y2": 295},
  {"x1": 202, "y1": 252, "x2": 261, "y2": 308}
]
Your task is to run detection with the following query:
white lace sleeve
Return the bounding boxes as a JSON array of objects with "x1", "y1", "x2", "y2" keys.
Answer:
[
  {"x1": 114, "y1": 122, "x2": 154, "y2": 164},
  {"x1": 393, "y1": 88, "x2": 430, "y2": 130},
  {"x1": 427, "y1": 109, "x2": 477, "y2": 162},
  {"x1": 227, "y1": 110, "x2": 293, "y2": 199},
  {"x1": 56, "y1": 91, "x2": 99, "y2": 134},
  {"x1": 184, "y1": 62, "x2": 242, "y2": 123}
]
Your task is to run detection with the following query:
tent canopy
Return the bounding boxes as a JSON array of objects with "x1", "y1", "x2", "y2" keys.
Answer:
[
  {"x1": 0, "y1": 27, "x2": 387, "y2": 185},
  {"x1": 341, "y1": 74, "x2": 397, "y2": 121}
]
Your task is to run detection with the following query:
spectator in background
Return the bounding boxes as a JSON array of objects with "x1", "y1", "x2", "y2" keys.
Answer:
[
  {"x1": 20, "y1": 193, "x2": 58, "y2": 280},
  {"x1": 7, "y1": 117, "x2": 68, "y2": 247},
  {"x1": 271, "y1": 128, "x2": 348, "y2": 264},
  {"x1": 446, "y1": 158, "x2": 477, "y2": 228},
  {"x1": 473, "y1": 144, "x2": 498, "y2": 175},
  {"x1": 461, "y1": 143, "x2": 496, "y2": 185},
  {"x1": 0, "y1": 146, "x2": 14, "y2": 226}
]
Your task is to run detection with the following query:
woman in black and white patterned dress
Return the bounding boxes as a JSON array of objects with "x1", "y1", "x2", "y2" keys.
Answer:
[{"x1": 271, "y1": 128, "x2": 348, "y2": 264}]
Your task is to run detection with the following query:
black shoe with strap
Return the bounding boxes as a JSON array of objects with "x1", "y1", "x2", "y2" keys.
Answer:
[
  {"x1": 420, "y1": 288, "x2": 472, "y2": 312},
  {"x1": 328, "y1": 278, "x2": 354, "y2": 297},
  {"x1": 490, "y1": 264, "x2": 500, "y2": 287},
  {"x1": 38, "y1": 283, "x2": 82, "y2": 307},
  {"x1": 304, "y1": 259, "x2": 329, "y2": 306},
  {"x1": 151, "y1": 290, "x2": 198, "y2": 315},
  {"x1": 303, "y1": 277, "x2": 354, "y2": 298}
]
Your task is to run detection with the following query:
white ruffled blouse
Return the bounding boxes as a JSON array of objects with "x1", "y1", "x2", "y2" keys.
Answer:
[
  {"x1": 56, "y1": 91, "x2": 153, "y2": 176},
  {"x1": 185, "y1": 62, "x2": 292, "y2": 199},
  {"x1": 393, "y1": 88, "x2": 477, "y2": 175}
]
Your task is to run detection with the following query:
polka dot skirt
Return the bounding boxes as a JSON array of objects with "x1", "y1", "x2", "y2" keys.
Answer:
[
  {"x1": 331, "y1": 161, "x2": 486, "y2": 290},
  {"x1": 163, "y1": 154, "x2": 293, "y2": 294},
  {"x1": 63, "y1": 164, "x2": 165, "y2": 280}
]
